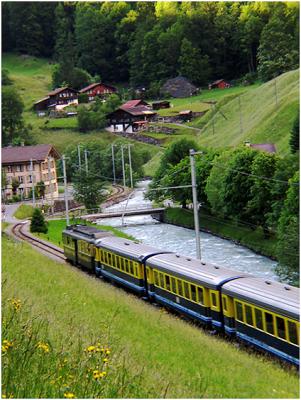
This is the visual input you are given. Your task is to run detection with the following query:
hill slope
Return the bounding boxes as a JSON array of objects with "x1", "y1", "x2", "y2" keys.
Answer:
[
  {"x1": 193, "y1": 70, "x2": 299, "y2": 155},
  {"x1": 2, "y1": 234, "x2": 299, "y2": 398}
]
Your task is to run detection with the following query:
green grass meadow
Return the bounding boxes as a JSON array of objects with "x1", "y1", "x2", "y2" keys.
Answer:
[
  {"x1": 2, "y1": 234, "x2": 299, "y2": 398},
  {"x1": 13, "y1": 204, "x2": 35, "y2": 220}
]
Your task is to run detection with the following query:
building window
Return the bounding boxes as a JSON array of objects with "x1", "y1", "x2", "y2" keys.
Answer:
[
  {"x1": 16, "y1": 165, "x2": 23, "y2": 172},
  {"x1": 18, "y1": 176, "x2": 23, "y2": 184},
  {"x1": 7, "y1": 165, "x2": 12, "y2": 173}
]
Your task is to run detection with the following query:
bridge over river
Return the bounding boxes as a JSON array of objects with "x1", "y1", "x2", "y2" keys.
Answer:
[{"x1": 81, "y1": 205, "x2": 165, "y2": 221}]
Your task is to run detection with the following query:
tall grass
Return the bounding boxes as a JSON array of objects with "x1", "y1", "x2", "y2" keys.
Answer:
[
  {"x1": 2, "y1": 234, "x2": 299, "y2": 398},
  {"x1": 13, "y1": 205, "x2": 35, "y2": 220}
]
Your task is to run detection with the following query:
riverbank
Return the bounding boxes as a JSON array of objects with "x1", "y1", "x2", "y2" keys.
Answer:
[{"x1": 163, "y1": 207, "x2": 278, "y2": 261}]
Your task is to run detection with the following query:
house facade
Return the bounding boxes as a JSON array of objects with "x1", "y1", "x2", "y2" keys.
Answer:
[
  {"x1": 80, "y1": 82, "x2": 117, "y2": 101},
  {"x1": 107, "y1": 101, "x2": 156, "y2": 133},
  {"x1": 34, "y1": 87, "x2": 79, "y2": 113},
  {"x1": 2, "y1": 144, "x2": 60, "y2": 200}
]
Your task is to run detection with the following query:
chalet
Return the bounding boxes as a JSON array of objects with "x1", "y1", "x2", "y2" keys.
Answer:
[
  {"x1": 161, "y1": 76, "x2": 198, "y2": 98},
  {"x1": 178, "y1": 110, "x2": 192, "y2": 122},
  {"x1": 79, "y1": 82, "x2": 117, "y2": 101},
  {"x1": 152, "y1": 100, "x2": 170, "y2": 110},
  {"x1": 208, "y1": 79, "x2": 231, "y2": 90},
  {"x1": 33, "y1": 87, "x2": 79, "y2": 113},
  {"x1": 107, "y1": 100, "x2": 156, "y2": 133},
  {"x1": 2, "y1": 144, "x2": 60, "y2": 200}
]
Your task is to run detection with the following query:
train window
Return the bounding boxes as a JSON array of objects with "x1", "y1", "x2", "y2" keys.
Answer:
[
  {"x1": 276, "y1": 317, "x2": 286, "y2": 340},
  {"x1": 154, "y1": 271, "x2": 159, "y2": 286},
  {"x1": 111, "y1": 254, "x2": 115, "y2": 266},
  {"x1": 222, "y1": 296, "x2": 228, "y2": 312},
  {"x1": 116, "y1": 257, "x2": 120, "y2": 269},
  {"x1": 197, "y1": 287, "x2": 204, "y2": 305},
  {"x1": 108, "y1": 253, "x2": 112, "y2": 264},
  {"x1": 125, "y1": 259, "x2": 129, "y2": 273},
  {"x1": 171, "y1": 277, "x2": 177, "y2": 293},
  {"x1": 211, "y1": 293, "x2": 217, "y2": 307},
  {"x1": 159, "y1": 273, "x2": 165, "y2": 288},
  {"x1": 245, "y1": 305, "x2": 254, "y2": 326},
  {"x1": 265, "y1": 312, "x2": 274, "y2": 335},
  {"x1": 288, "y1": 321, "x2": 298, "y2": 345},
  {"x1": 104, "y1": 252, "x2": 108, "y2": 263},
  {"x1": 129, "y1": 261, "x2": 134, "y2": 275},
  {"x1": 183, "y1": 282, "x2": 190, "y2": 299},
  {"x1": 177, "y1": 280, "x2": 183, "y2": 296},
  {"x1": 165, "y1": 275, "x2": 171, "y2": 291},
  {"x1": 255, "y1": 308, "x2": 263, "y2": 330},
  {"x1": 235, "y1": 302, "x2": 243, "y2": 321},
  {"x1": 190, "y1": 285, "x2": 197, "y2": 302}
]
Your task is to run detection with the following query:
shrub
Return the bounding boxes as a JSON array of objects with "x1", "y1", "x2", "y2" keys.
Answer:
[{"x1": 30, "y1": 208, "x2": 48, "y2": 233}]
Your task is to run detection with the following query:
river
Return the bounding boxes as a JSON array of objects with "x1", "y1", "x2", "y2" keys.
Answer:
[{"x1": 97, "y1": 181, "x2": 279, "y2": 281}]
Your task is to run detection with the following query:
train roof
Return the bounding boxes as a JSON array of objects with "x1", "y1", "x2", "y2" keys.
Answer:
[
  {"x1": 63, "y1": 224, "x2": 113, "y2": 242},
  {"x1": 146, "y1": 253, "x2": 250, "y2": 289},
  {"x1": 95, "y1": 236, "x2": 170, "y2": 262},
  {"x1": 222, "y1": 278, "x2": 300, "y2": 320}
]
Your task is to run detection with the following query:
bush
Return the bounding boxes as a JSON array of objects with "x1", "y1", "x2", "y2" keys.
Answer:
[
  {"x1": 30, "y1": 208, "x2": 48, "y2": 234},
  {"x1": 78, "y1": 93, "x2": 89, "y2": 104}
]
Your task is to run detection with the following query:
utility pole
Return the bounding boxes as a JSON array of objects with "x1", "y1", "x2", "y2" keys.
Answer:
[
  {"x1": 77, "y1": 145, "x2": 81, "y2": 169},
  {"x1": 111, "y1": 144, "x2": 116, "y2": 184},
  {"x1": 62, "y1": 155, "x2": 69, "y2": 225},
  {"x1": 274, "y1": 78, "x2": 278, "y2": 107},
  {"x1": 121, "y1": 146, "x2": 126, "y2": 187},
  {"x1": 47, "y1": 156, "x2": 54, "y2": 215},
  {"x1": 189, "y1": 149, "x2": 201, "y2": 260},
  {"x1": 30, "y1": 158, "x2": 36, "y2": 207},
  {"x1": 238, "y1": 95, "x2": 243, "y2": 135},
  {"x1": 128, "y1": 144, "x2": 133, "y2": 188},
  {"x1": 84, "y1": 149, "x2": 88, "y2": 174}
]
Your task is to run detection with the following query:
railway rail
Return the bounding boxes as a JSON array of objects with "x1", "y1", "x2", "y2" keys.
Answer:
[{"x1": 12, "y1": 222, "x2": 66, "y2": 262}]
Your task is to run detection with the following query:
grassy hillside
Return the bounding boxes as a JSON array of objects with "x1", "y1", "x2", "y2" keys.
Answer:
[
  {"x1": 2, "y1": 234, "x2": 299, "y2": 398},
  {"x1": 193, "y1": 70, "x2": 299, "y2": 156}
]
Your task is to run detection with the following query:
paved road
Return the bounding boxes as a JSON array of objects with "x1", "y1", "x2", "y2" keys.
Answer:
[{"x1": 2, "y1": 203, "x2": 21, "y2": 224}]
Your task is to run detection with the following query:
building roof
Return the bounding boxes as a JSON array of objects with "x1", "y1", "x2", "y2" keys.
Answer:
[
  {"x1": 119, "y1": 105, "x2": 155, "y2": 116},
  {"x1": 161, "y1": 76, "x2": 198, "y2": 98},
  {"x1": 48, "y1": 87, "x2": 78, "y2": 96},
  {"x1": 179, "y1": 110, "x2": 192, "y2": 115},
  {"x1": 121, "y1": 99, "x2": 149, "y2": 108},
  {"x1": 211, "y1": 79, "x2": 227, "y2": 85},
  {"x1": 2, "y1": 144, "x2": 61, "y2": 164},
  {"x1": 249, "y1": 143, "x2": 277, "y2": 153},
  {"x1": 79, "y1": 82, "x2": 116, "y2": 93},
  {"x1": 34, "y1": 96, "x2": 50, "y2": 105}
]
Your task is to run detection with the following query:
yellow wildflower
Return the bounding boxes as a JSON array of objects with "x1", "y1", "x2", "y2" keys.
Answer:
[
  {"x1": 85, "y1": 345, "x2": 96, "y2": 353},
  {"x1": 10, "y1": 298, "x2": 21, "y2": 311},
  {"x1": 92, "y1": 370, "x2": 106, "y2": 380},
  {"x1": 2, "y1": 340, "x2": 14, "y2": 353},
  {"x1": 64, "y1": 392, "x2": 75, "y2": 399},
  {"x1": 103, "y1": 358, "x2": 109, "y2": 363},
  {"x1": 37, "y1": 342, "x2": 50, "y2": 353}
]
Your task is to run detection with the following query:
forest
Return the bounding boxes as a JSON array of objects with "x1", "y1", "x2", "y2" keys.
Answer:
[{"x1": 2, "y1": 1, "x2": 299, "y2": 87}]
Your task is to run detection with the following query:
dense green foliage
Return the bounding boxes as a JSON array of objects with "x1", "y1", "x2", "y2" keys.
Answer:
[
  {"x1": 3, "y1": 2, "x2": 299, "y2": 86},
  {"x1": 30, "y1": 208, "x2": 48, "y2": 234},
  {"x1": 73, "y1": 171, "x2": 107, "y2": 211},
  {"x1": 148, "y1": 142, "x2": 299, "y2": 283},
  {"x1": 290, "y1": 111, "x2": 299, "y2": 153}
]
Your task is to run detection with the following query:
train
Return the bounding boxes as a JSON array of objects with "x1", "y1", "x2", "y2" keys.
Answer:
[{"x1": 62, "y1": 224, "x2": 300, "y2": 366}]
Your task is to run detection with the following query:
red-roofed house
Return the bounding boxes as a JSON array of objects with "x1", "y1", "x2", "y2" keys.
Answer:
[
  {"x1": 121, "y1": 99, "x2": 149, "y2": 108},
  {"x1": 2, "y1": 144, "x2": 60, "y2": 200},
  {"x1": 208, "y1": 79, "x2": 231, "y2": 89},
  {"x1": 79, "y1": 82, "x2": 117, "y2": 102}
]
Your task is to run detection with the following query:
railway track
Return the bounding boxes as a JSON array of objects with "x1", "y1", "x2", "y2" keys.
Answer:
[{"x1": 12, "y1": 222, "x2": 66, "y2": 262}]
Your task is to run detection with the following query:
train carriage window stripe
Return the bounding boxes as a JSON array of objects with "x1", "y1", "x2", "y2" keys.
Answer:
[
  {"x1": 165, "y1": 275, "x2": 171, "y2": 291},
  {"x1": 171, "y1": 277, "x2": 177, "y2": 294},
  {"x1": 177, "y1": 280, "x2": 183, "y2": 296},
  {"x1": 265, "y1": 312, "x2": 274, "y2": 335},
  {"x1": 255, "y1": 308, "x2": 264, "y2": 330},
  {"x1": 276, "y1": 316, "x2": 286, "y2": 340},
  {"x1": 288, "y1": 321, "x2": 298, "y2": 345},
  {"x1": 245, "y1": 304, "x2": 254, "y2": 326},
  {"x1": 235, "y1": 301, "x2": 243, "y2": 322},
  {"x1": 197, "y1": 287, "x2": 204, "y2": 305},
  {"x1": 190, "y1": 284, "x2": 197, "y2": 302}
]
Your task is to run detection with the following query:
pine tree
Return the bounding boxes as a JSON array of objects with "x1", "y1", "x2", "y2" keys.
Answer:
[{"x1": 30, "y1": 208, "x2": 48, "y2": 234}]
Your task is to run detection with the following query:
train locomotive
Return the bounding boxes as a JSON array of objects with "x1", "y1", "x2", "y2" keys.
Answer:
[{"x1": 63, "y1": 224, "x2": 300, "y2": 366}]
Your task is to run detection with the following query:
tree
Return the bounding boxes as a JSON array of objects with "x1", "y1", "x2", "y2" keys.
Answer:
[
  {"x1": 2, "y1": 87, "x2": 24, "y2": 145},
  {"x1": 30, "y1": 208, "x2": 48, "y2": 233},
  {"x1": 77, "y1": 105, "x2": 106, "y2": 133},
  {"x1": 178, "y1": 38, "x2": 211, "y2": 85},
  {"x1": 36, "y1": 181, "x2": 46, "y2": 199},
  {"x1": 73, "y1": 171, "x2": 107, "y2": 211},
  {"x1": 246, "y1": 152, "x2": 278, "y2": 233},
  {"x1": 290, "y1": 111, "x2": 299, "y2": 154},
  {"x1": 2, "y1": 69, "x2": 12, "y2": 85},
  {"x1": 276, "y1": 171, "x2": 299, "y2": 285}
]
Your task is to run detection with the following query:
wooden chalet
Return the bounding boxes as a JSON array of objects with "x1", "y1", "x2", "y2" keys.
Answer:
[
  {"x1": 107, "y1": 100, "x2": 156, "y2": 133},
  {"x1": 79, "y1": 82, "x2": 117, "y2": 101},
  {"x1": 152, "y1": 100, "x2": 170, "y2": 110},
  {"x1": 208, "y1": 79, "x2": 230, "y2": 89},
  {"x1": 33, "y1": 87, "x2": 79, "y2": 113},
  {"x1": 178, "y1": 110, "x2": 192, "y2": 121}
]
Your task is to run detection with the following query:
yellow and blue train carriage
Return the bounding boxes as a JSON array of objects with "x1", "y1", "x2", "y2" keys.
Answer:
[
  {"x1": 94, "y1": 236, "x2": 170, "y2": 294},
  {"x1": 145, "y1": 253, "x2": 249, "y2": 328},
  {"x1": 222, "y1": 278, "x2": 300, "y2": 365},
  {"x1": 63, "y1": 225, "x2": 112, "y2": 271}
]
